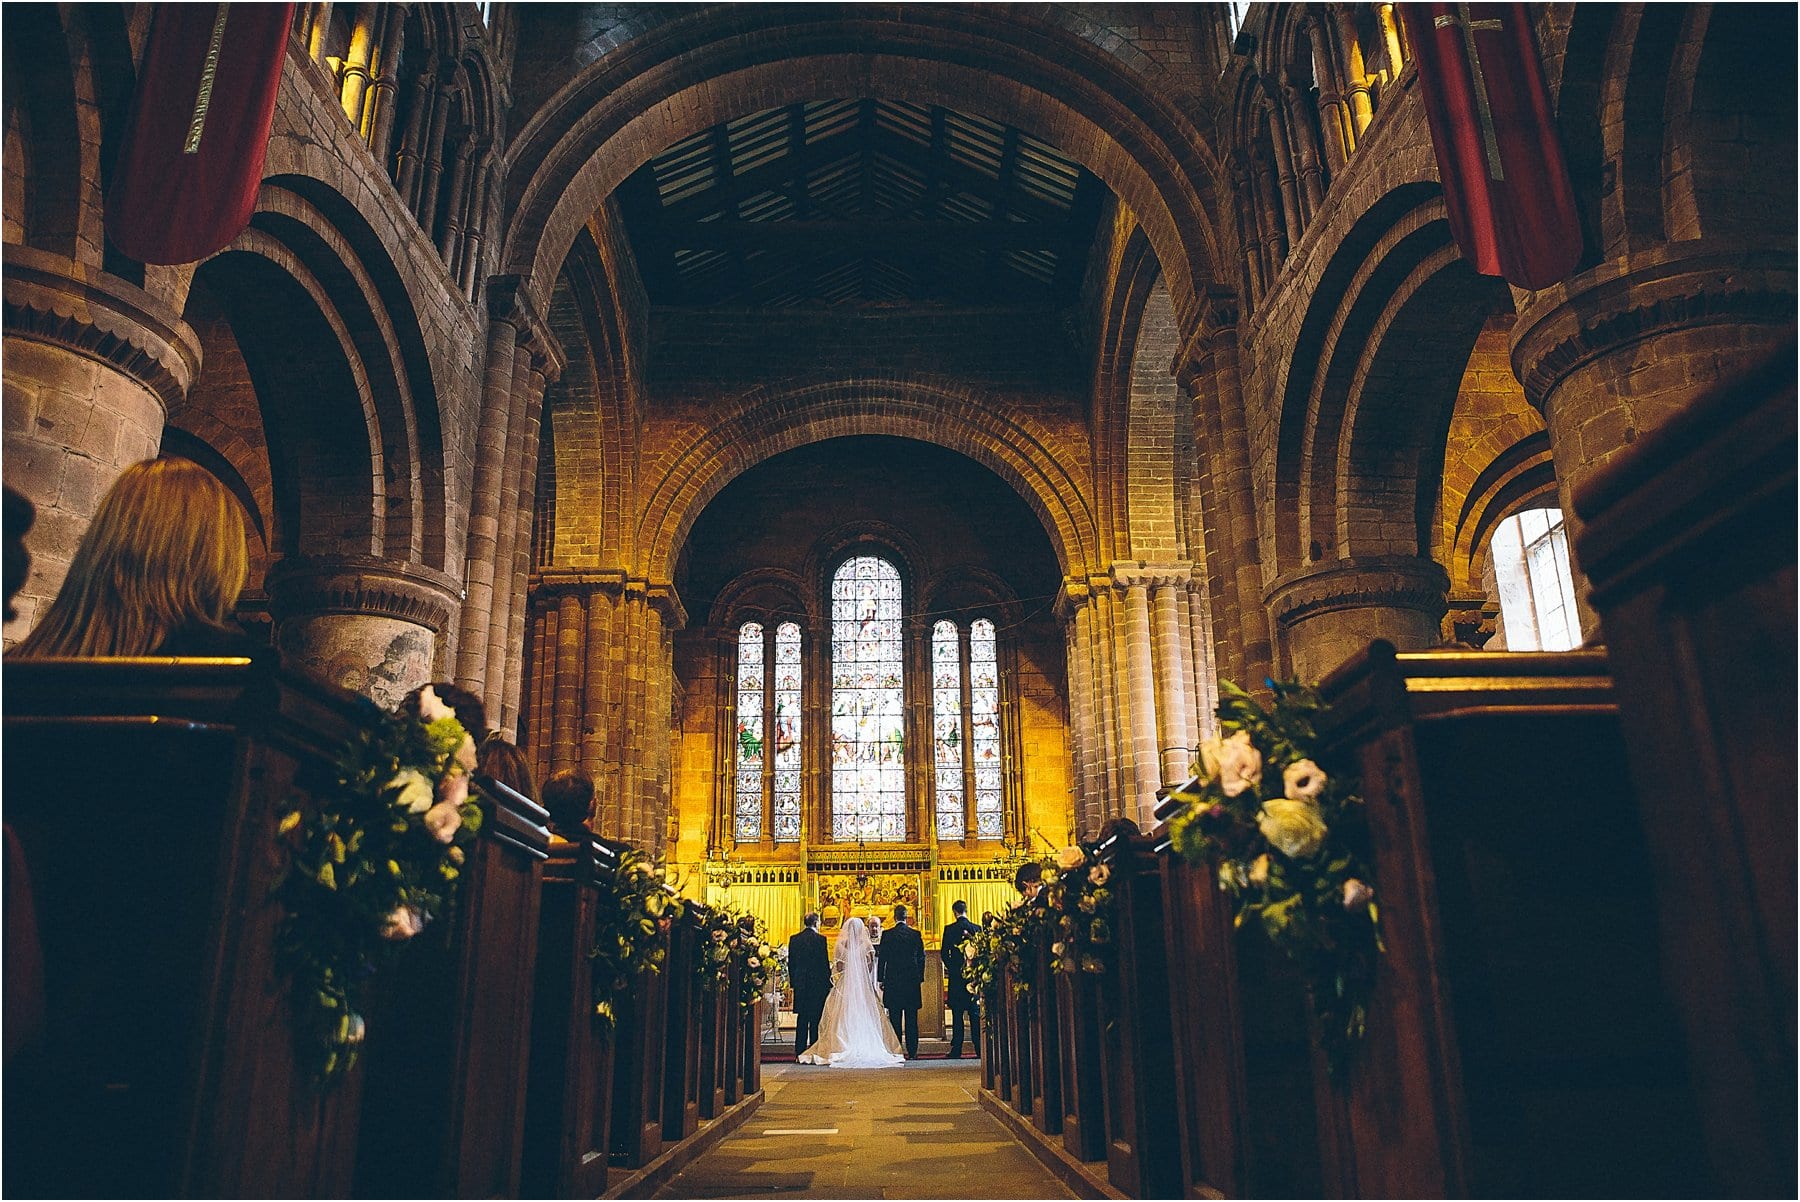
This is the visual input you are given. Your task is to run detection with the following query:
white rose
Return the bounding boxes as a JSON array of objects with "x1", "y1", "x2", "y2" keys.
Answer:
[
  {"x1": 1342, "y1": 879, "x2": 1374, "y2": 911},
  {"x1": 1056, "y1": 845, "x2": 1087, "y2": 871},
  {"x1": 380, "y1": 905, "x2": 427, "y2": 941},
  {"x1": 1216, "y1": 730, "x2": 1263, "y2": 798},
  {"x1": 417, "y1": 685, "x2": 455, "y2": 724},
  {"x1": 455, "y1": 732, "x2": 478, "y2": 773},
  {"x1": 1283, "y1": 758, "x2": 1328, "y2": 802},
  {"x1": 1258, "y1": 798, "x2": 1328, "y2": 859},
  {"x1": 748, "y1": 957, "x2": 761, "y2": 968},
  {"x1": 423, "y1": 800, "x2": 463, "y2": 843},
  {"x1": 388, "y1": 769, "x2": 434, "y2": 814},
  {"x1": 1197, "y1": 736, "x2": 1224, "y2": 783},
  {"x1": 760, "y1": 944, "x2": 773, "y2": 957},
  {"x1": 1088, "y1": 864, "x2": 1110, "y2": 887}
]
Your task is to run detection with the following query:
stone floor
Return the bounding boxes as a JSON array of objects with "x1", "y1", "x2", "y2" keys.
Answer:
[{"x1": 653, "y1": 1062, "x2": 1076, "y2": 1200}]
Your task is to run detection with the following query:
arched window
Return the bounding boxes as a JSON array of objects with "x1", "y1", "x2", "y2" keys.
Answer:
[
  {"x1": 733, "y1": 618, "x2": 804, "y2": 842},
  {"x1": 930, "y1": 614, "x2": 1007, "y2": 841},
  {"x1": 1490, "y1": 507, "x2": 1581, "y2": 651},
  {"x1": 830, "y1": 555, "x2": 906, "y2": 841}
]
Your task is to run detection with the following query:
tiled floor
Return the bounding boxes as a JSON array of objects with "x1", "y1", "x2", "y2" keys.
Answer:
[{"x1": 653, "y1": 1062, "x2": 1076, "y2": 1200}]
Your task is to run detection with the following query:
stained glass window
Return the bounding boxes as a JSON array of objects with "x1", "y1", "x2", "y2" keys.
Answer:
[
  {"x1": 831, "y1": 556, "x2": 906, "y2": 841},
  {"x1": 970, "y1": 618, "x2": 1003, "y2": 838},
  {"x1": 772, "y1": 621, "x2": 803, "y2": 842},
  {"x1": 734, "y1": 621, "x2": 765, "y2": 841},
  {"x1": 932, "y1": 620, "x2": 964, "y2": 839}
]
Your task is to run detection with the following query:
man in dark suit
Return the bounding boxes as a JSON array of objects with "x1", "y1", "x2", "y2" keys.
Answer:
[
  {"x1": 876, "y1": 904, "x2": 926, "y2": 1058},
  {"x1": 787, "y1": 912, "x2": 831, "y2": 1058},
  {"x1": 940, "y1": 899, "x2": 981, "y2": 1059}
]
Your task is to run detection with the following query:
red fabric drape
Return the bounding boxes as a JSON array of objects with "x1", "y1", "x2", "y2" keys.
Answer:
[
  {"x1": 1400, "y1": 3, "x2": 1582, "y2": 289},
  {"x1": 105, "y1": 3, "x2": 295, "y2": 266}
]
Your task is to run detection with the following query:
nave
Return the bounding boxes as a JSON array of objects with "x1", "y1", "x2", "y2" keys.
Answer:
[{"x1": 655, "y1": 1063, "x2": 1074, "y2": 1201}]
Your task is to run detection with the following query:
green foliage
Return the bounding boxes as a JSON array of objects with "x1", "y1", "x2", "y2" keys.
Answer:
[
  {"x1": 590, "y1": 850, "x2": 682, "y2": 1032},
  {"x1": 1044, "y1": 849, "x2": 1117, "y2": 976},
  {"x1": 692, "y1": 902, "x2": 773, "y2": 1010},
  {"x1": 276, "y1": 708, "x2": 484, "y2": 1085},
  {"x1": 1164, "y1": 679, "x2": 1384, "y2": 1075}
]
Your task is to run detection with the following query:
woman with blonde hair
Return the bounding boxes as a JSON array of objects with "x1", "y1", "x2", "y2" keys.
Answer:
[{"x1": 10, "y1": 457, "x2": 253, "y2": 658}]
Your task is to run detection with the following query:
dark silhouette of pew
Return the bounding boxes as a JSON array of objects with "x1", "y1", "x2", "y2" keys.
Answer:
[
  {"x1": 1574, "y1": 339, "x2": 1796, "y2": 1197},
  {"x1": 3, "y1": 657, "x2": 371, "y2": 1198},
  {"x1": 350, "y1": 774, "x2": 551, "y2": 1198},
  {"x1": 520, "y1": 832, "x2": 620, "y2": 1199},
  {"x1": 1306, "y1": 644, "x2": 1709, "y2": 1197}
]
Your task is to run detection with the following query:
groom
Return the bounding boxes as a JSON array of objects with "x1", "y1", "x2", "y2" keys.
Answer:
[
  {"x1": 876, "y1": 904, "x2": 926, "y2": 1059},
  {"x1": 787, "y1": 912, "x2": 831, "y2": 1058}
]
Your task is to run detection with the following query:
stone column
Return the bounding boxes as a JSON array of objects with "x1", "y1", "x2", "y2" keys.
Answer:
[
  {"x1": 1116, "y1": 571, "x2": 1163, "y2": 827},
  {"x1": 499, "y1": 361, "x2": 548, "y2": 737},
  {"x1": 1512, "y1": 242, "x2": 1794, "y2": 636},
  {"x1": 483, "y1": 349, "x2": 537, "y2": 727},
  {"x1": 366, "y1": 5, "x2": 408, "y2": 162},
  {"x1": 1265, "y1": 555, "x2": 1450, "y2": 683},
  {"x1": 1057, "y1": 580, "x2": 1102, "y2": 840},
  {"x1": 267, "y1": 555, "x2": 461, "y2": 712},
  {"x1": 1184, "y1": 578, "x2": 1221, "y2": 740},
  {"x1": 2, "y1": 249, "x2": 200, "y2": 642},
  {"x1": 453, "y1": 297, "x2": 519, "y2": 695},
  {"x1": 1149, "y1": 572, "x2": 1194, "y2": 785},
  {"x1": 582, "y1": 581, "x2": 621, "y2": 835}
]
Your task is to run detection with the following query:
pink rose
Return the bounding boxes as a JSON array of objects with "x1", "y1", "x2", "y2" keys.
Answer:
[
  {"x1": 436, "y1": 769, "x2": 470, "y2": 808},
  {"x1": 423, "y1": 800, "x2": 463, "y2": 843},
  {"x1": 455, "y1": 732, "x2": 478, "y2": 773},
  {"x1": 380, "y1": 906, "x2": 427, "y2": 941},
  {"x1": 1283, "y1": 759, "x2": 1328, "y2": 802},
  {"x1": 1342, "y1": 879, "x2": 1374, "y2": 911},
  {"x1": 1215, "y1": 730, "x2": 1263, "y2": 797}
]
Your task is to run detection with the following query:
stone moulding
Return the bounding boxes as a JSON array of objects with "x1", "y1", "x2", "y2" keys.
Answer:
[
  {"x1": 2, "y1": 246, "x2": 202, "y2": 409},
  {"x1": 1264, "y1": 555, "x2": 1451, "y2": 626},
  {"x1": 266, "y1": 555, "x2": 462, "y2": 633},
  {"x1": 1510, "y1": 243, "x2": 1797, "y2": 410}
]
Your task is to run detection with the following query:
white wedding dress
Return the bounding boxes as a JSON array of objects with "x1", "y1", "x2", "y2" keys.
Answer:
[{"x1": 797, "y1": 917, "x2": 905, "y2": 1067}]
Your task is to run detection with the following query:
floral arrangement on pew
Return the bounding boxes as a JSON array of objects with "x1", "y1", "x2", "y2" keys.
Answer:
[
  {"x1": 1162, "y1": 679, "x2": 1383, "y2": 1073},
  {"x1": 694, "y1": 904, "x2": 740, "y2": 991},
  {"x1": 1045, "y1": 843, "x2": 1115, "y2": 976},
  {"x1": 961, "y1": 915, "x2": 1004, "y2": 1000},
  {"x1": 276, "y1": 686, "x2": 485, "y2": 1084},
  {"x1": 733, "y1": 914, "x2": 775, "y2": 1013},
  {"x1": 589, "y1": 849, "x2": 680, "y2": 1033}
]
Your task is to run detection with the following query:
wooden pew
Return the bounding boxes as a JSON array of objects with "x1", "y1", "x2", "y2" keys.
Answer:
[
  {"x1": 721, "y1": 951, "x2": 744, "y2": 1105},
  {"x1": 3, "y1": 657, "x2": 372, "y2": 1198},
  {"x1": 1093, "y1": 834, "x2": 1183, "y2": 1199},
  {"x1": 1310, "y1": 643, "x2": 1711, "y2": 1198},
  {"x1": 662, "y1": 904, "x2": 706, "y2": 1142},
  {"x1": 351, "y1": 774, "x2": 551, "y2": 1198},
  {"x1": 520, "y1": 834, "x2": 620, "y2": 1199},
  {"x1": 1053, "y1": 966, "x2": 1106, "y2": 1163},
  {"x1": 1027, "y1": 932, "x2": 1064, "y2": 1136},
  {"x1": 608, "y1": 908, "x2": 673, "y2": 1168},
  {"x1": 698, "y1": 955, "x2": 731, "y2": 1118},
  {"x1": 1573, "y1": 341, "x2": 1797, "y2": 1197},
  {"x1": 1001, "y1": 957, "x2": 1033, "y2": 1116}
]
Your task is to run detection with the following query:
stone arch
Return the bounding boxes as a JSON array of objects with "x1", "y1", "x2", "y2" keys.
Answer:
[
  {"x1": 636, "y1": 379, "x2": 1096, "y2": 586},
  {"x1": 540, "y1": 223, "x2": 635, "y2": 570},
  {"x1": 502, "y1": 8, "x2": 1224, "y2": 331},
  {"x1": 1273, "y1": 183, "x2": 1510, "y2": 578},
  {"x1": 709, "y1": 568, "x2": 810, "y2": 629},
  {"x1": 1665, "y1": 5, "x2": 1797, "y2": 243},
  {"x1": 2, "y1": 5, "x2": 94, "y2": 261}
]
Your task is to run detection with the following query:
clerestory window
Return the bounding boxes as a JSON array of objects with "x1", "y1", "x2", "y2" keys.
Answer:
[
  {"x1": 1490, "y1": 507, "x2": 1582, "y2": 651},
  {"x1": 733, "y1": 618, "x2": 803, "y2": 842}
]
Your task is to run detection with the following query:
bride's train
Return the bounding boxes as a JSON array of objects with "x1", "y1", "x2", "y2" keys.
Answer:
[{"x1": 797, "y1": 917, "x2": 905, "y2": 1067}]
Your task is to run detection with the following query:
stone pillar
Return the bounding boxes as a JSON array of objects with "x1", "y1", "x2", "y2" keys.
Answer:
[
  {"x1": 550, "y1": 586, "x2": 585, "y2": 774},
  {"x1": 366, "y1": 5, "x2": 407, "y2": 162},
  {"x1": 582, "y1": 582, "x2": 620, "y2": 835},
  {"x1": 1511, "y1": 242, "x2": 1795, "y2": 636},
  {"x1": 1265, "y1": 101, "x2": 1305, "y2": 251},
  {"x1": 337, "y1": 3, "x2": 379, "y2": 134},
  {"x1": 1184, "y1": 578, "x2": 1220, "y2": 741},
  {"x1": 1116, "y1": 572, "x2": 1163, "y2": 827},
  {"x1": 454, "y1": 300, "x2": 519, "y2": 695},
  {"x1": 2, "y1": 249, "x2": 200, "y2": 642},
  {"x1": 1265, "y1": 556, "x2": 1450, "y2": 683},
  {"x1": 499, "y1": 361, "x2": 548, "y2": 737},
  {"x1": 1150, "y1": 573, "x2": 1194, "y2": 785},
  {"x1": 483, "y1": 350, "x2": 536, "y2": 726},
  {"x1": 267, "y1": 555, "x2": 461, "y2": 712},
  {"x1": 1057, "y1": 581, "x2": 1102, "y2": 840}
]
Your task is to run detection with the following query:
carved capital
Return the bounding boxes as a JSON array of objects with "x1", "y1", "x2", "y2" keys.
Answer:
[
  {"x1": 1172, "y1": 285, "x2": 1241, "y2": 388},
  {"x1": 1264, "y1": 555, "x2": 1450, "y2": 628},
  {"x1": 487, "y1": 273, "x2": 566, "y2": 383},
  {"x1": 1511, "y1": 241, "x2": 1796, "y2": 410},
  {"x1": 3, "y1": 246, "x2": 202, "y2": 410},
  {"x1": 266, "y1": 554, "x2": 462, "y2": 633}
]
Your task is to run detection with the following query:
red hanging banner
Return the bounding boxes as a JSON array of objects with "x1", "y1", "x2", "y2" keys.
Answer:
[
  {"x1": 1400, "y1": 3, "x2": 1582, "y2": 289},
  {"x1": 105, "y1": 3, "x2": 295, "y2": 265}
]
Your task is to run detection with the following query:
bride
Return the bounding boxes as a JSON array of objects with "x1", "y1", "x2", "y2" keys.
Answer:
[{"x1": 797, "y1": 917, "x2": 905, "y2": 1067}]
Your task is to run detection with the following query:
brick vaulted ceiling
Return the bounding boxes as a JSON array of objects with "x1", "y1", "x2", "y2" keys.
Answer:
[{"x1": 615, "y1": 99, "x2": 1108, "y2": 309}]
